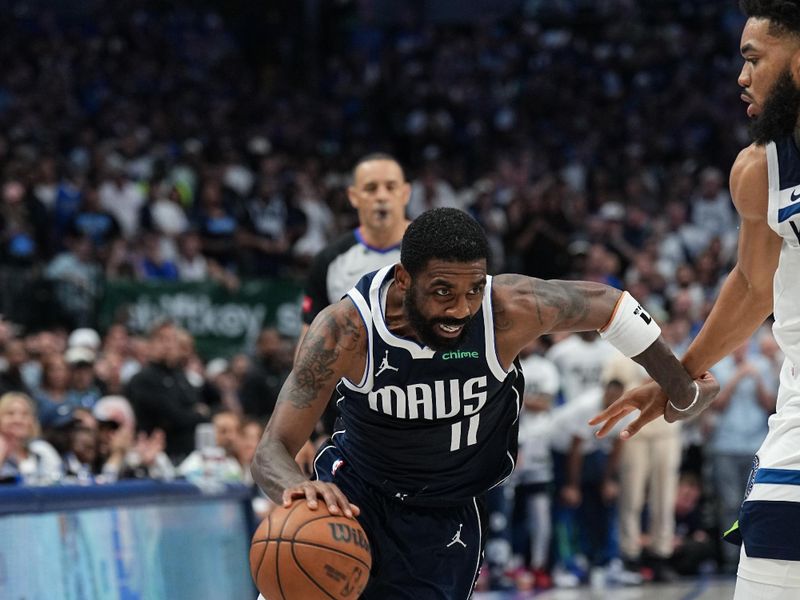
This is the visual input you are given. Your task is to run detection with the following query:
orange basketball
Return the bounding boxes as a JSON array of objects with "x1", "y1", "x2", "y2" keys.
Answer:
[{"x1": 250, "y1": 502, "x2": 372, "y2": 600}]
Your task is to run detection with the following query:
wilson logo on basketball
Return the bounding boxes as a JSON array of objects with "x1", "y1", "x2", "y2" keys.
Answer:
[{"x1": 328, "y1": 522, "x2": 371, "y2": 552}]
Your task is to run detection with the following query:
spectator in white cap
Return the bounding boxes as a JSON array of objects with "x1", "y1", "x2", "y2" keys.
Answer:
[
  {"x1": 67, "y1": 328, "x2": 101, "y2": 351},
  {"x1": 92, "y1": 395, "x2": 174, "y2": 481}
]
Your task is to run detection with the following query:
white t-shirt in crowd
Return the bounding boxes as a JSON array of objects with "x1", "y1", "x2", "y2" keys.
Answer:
[{"x1": 545, "y1": 335, "x2": 614, "y2": 404}]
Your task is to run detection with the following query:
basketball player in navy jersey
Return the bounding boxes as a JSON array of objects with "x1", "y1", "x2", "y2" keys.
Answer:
[
  {"x1": 252, "y1": 208, "x2": 717, "y2": 599},
  {"x1": 591, "y1": 3, "x2": 800, "y2": 597}
]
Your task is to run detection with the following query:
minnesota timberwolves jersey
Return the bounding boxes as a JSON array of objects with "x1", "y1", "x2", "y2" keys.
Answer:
[
  {"x1": 766, "y1": 137, "x2": 800, "y2": 381},
  {"x1": 332, "y1": 265, "x2": 524, "y2": 506},
  {"x1": 732, "y1": 138, "x2": 800, "y2": 564}
]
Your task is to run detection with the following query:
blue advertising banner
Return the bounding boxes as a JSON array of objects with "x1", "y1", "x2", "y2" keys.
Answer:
[{"x1": 0, "y1": 483, "x2": 256, "y2": 600}]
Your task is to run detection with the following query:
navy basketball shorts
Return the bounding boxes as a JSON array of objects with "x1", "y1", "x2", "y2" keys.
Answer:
[{"x1": 313, "y1": 444, "x2": 487, "y2": 600}]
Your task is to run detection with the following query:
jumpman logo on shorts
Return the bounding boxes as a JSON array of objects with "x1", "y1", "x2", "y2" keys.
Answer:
[
  {"x1": 375, "y1": 350, "x2": 399, "y2": 377},
  {"x1": 447, "y1": 523, "x2": 467, "y2": 548}
]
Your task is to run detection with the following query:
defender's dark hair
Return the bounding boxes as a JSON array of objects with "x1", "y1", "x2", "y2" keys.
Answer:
[
  {"x1": 401, "y1": 208, "x2": 489, "y2": 275},
  {"x1": 741, "y1": 0, "x2": 800, "y2": 35},
  {"x1": 351, "y1": 152, "x2": 405, "y2": 182}
]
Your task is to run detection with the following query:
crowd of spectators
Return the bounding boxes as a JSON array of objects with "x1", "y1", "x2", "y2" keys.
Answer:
[
  {"x1": 0, "y1": 0, "x2": 780, "y2": 592},
  {"x1": 0, "y1": 1, "x2": 749, "y2": 326},
  {"x1": 0, "y1": 318, "x2": 292, "y2": 522}
]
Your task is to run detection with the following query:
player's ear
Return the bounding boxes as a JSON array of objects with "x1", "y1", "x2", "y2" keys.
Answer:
[{"x1": 394, "y1": 264, "x2": 411, "y2": 292}]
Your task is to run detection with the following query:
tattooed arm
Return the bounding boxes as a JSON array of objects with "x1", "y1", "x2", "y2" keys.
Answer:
[
  {"x1": 251, "y1": 299, "x2": 366, "y2": 517},
  {"x1": 493, "y1": 275, "x2": 718, "y2": 436},
  {"x1": 492, "y1": 274, "x2": 621, "y2": 363}
]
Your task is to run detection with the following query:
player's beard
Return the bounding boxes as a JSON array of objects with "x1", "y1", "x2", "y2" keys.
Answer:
[
  {"x1": 404, "y1": 283, "x2": 473, "y2": 351},
  {"x1": 749, "y1": 69, "x2": 800, "y2": 145}
]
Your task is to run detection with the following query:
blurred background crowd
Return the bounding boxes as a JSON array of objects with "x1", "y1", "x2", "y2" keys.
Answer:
[{"x1": 0, "y1": 0, "x2": 777, "y2": 593}]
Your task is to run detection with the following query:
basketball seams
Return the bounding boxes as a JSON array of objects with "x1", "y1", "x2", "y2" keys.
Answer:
[
  {"x1": 253, "y1": 517, "x2": 270, "y2": 596},
  {"x1": 275, "y1": 501, "x2": 304, "y2": 600},
  {"x1": 290, "y1": 541, "x2": 339, "y2": 600}
]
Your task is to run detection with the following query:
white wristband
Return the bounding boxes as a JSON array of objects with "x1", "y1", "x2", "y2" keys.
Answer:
[
  {"x1": 598, "y1": 291, "x2": 661, "y2": 357},
  {"x1": 668, "y1": 381, "x2": 700, "y2": 413}
]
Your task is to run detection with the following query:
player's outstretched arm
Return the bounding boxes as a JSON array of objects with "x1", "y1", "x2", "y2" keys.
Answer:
[
  {"x1": 683, "y1": 145, "x2": 779, "y2": 376},
  {"x1": 591, "y1": 145, "x2": 778, "y2": 439},
  {"x1": 493, "y1": 274, "x2": 718, "y2": 436},
  {"x1": 251, "y1": 300, "x2": 366, "y2": 517}
]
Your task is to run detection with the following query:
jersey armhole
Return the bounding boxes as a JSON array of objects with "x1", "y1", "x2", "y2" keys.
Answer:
[
  {"x1": 340, "y1": 290, "x2": 374, "y2": 393},
  {"x1": 483, "y1": 275, "x2": 512, "y2": 381},
  {"x1": 766, "y1": 141, "x2": 780, "y2": 232}
]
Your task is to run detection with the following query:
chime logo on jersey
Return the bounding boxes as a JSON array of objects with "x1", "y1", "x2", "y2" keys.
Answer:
[
  {"x1": 441, "y1": 350, "x2": 479, "y2": 360},
  {"x1": 367, "y1": 376, "x2": 488, "y2": 419}
]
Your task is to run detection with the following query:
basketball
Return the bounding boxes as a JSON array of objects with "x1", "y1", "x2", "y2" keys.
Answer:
[{"x1": 250, "y1": 502, "x2": 372, "y2": 600}]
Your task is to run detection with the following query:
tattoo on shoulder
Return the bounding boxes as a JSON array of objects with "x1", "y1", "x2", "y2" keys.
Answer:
[{"x1": 283, "y1": 304, "x2": 362, "y2": 410}]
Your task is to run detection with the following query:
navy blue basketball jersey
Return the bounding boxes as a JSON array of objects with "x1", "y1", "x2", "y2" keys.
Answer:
[{"x1": 331, "y1": 265, "x2": 524, "y2": 506}]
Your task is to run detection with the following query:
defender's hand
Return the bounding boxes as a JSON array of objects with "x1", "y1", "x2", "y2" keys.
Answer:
[
  {"x1": 588, "y1": 380, "x2": 665, "y2": 440},
  {"x1": 282, "y1": 480, "x2": 361, "y2": 519},
  {"x1": 589, "y1": 372, "x2": 719, "y2": 439}
]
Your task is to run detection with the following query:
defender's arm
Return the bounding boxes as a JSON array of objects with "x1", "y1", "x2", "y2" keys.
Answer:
[{"x1": 682, "y1": 145, "x2": 780, "y2": 376}]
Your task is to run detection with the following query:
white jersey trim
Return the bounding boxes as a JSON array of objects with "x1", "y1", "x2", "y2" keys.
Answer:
[
  {"x1": 342, "y1": 289, "x2": 374, "y2": 393},
  {"x1": 746, "y1": 482, "x2": 800, "y2": 503},
  {"x1": 466, "y1": 497, "x2": 483, "y2": 600},
  {"x1": 766, "y1": 141, "x2": 781, "y2": 233},
  {"x1": 312, "y1": 444, "x2": 337, "y2": 481},
  {"x1": 482, "y1": 275, "x2": 511, "y2": 381}
]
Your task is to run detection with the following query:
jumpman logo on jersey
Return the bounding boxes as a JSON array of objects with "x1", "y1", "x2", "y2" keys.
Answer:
[
  {"x1": 446, "y1": 523, "x2": 467, "y2": 548},
  {"x1": 375, "y1": 350, "x2": 399, "y2": 377}
]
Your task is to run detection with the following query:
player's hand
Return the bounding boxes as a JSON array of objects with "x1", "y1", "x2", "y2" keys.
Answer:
[
  {"x1": 588, "y1": 380, "x2": 665, "y2": 440},
  {"x1": 589, "y1": 372, "x2": 719, "y2": 439},
  {"x1": 282, "y1": 480, "x2": 361, "y2": 519}
]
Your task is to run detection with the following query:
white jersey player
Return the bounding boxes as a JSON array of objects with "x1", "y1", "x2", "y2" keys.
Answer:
[{"x1": 592, "y1": 6, "x2": 800, "y2": 597}]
